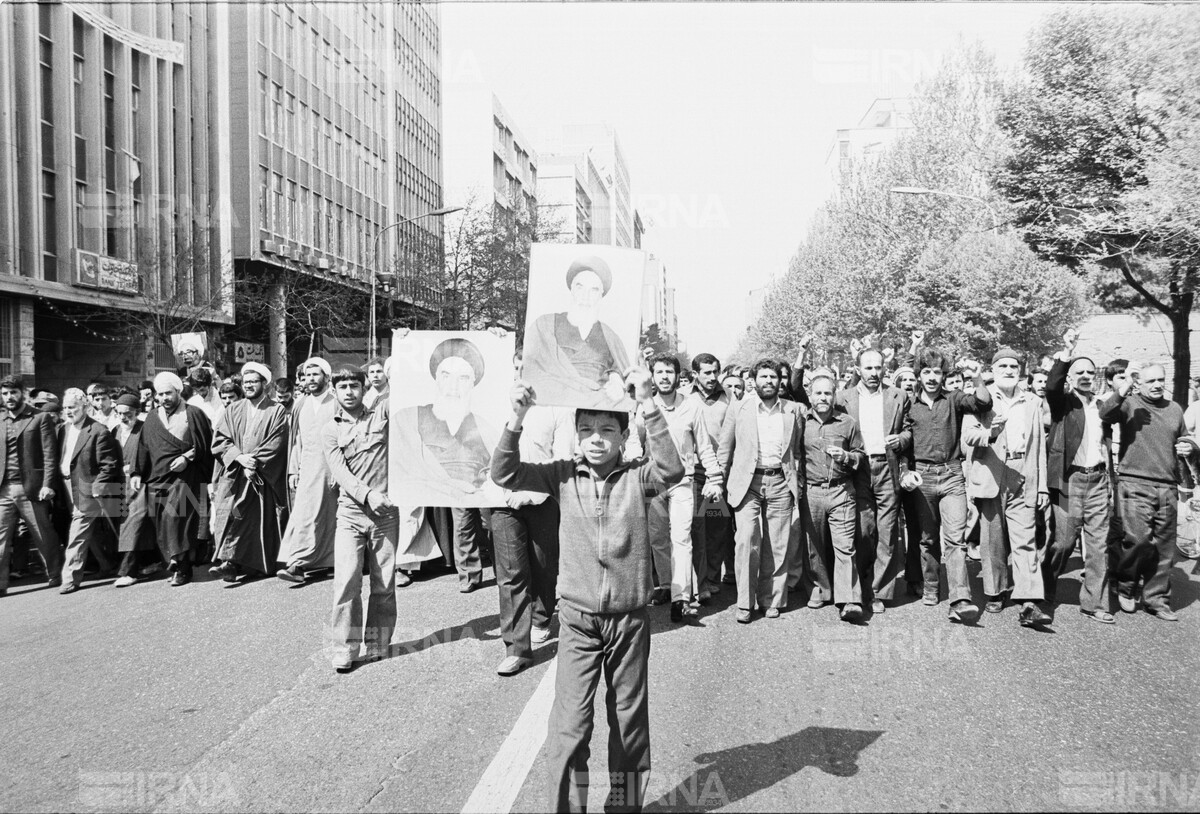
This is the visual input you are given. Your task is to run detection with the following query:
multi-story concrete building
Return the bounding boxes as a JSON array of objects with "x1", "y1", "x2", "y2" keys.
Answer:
[
  {"x1": 824, "y1": 98, "x2": 913, "y2": 193},
  {"x1": 227, "y1": 2, "x2": 445, "y2": 371},
  {"x1": 442, "y1": 88, "x2": 536, "y2": 218},
  {"x1": 536, "y1": 153, "x2": 594, "y2": 244},
  {"x1": 0, "y1": 1, "x2": 234, "y2": 390},
  {"x1": 0, "y1": 1, "x2": 445, "y2": 387},
  {"x1": 537, "y1": 123, "x2": 632, "y2": 248}
]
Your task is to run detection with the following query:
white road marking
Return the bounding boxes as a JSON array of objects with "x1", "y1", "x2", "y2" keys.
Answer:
[{"x1": 461, "y1": 658, "x2": 558, "y2": 814}]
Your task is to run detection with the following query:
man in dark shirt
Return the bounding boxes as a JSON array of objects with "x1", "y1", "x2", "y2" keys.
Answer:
[
  {"x1": 800, "y1": 374, "x2": 866, "y2": 622},
  {"x1": 0, "y1": 375, "x2": 61, "y2": 595},
  {"x1": 1099, "y1": 363, "x2": 1193, "y2": 621},
  {"x1": 901, "y1": 347, "x2": 992, "y2": 623}
]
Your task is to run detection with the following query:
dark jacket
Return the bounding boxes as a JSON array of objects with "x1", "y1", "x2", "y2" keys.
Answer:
[
  {"x1": 1, "y1": 402, "x2": 58, "y2": 495},
  {"x1": 58, "y1": 416, "x2": 123, "y2": 517},
  {"x1": 1045, "y1": 357, "x2": 1111, "y2": 495},
  {"x1": 835, "y1": 383, "x2": 912, "y2": 492},
  {"x1": 491, "y1": 408, "x2": 684, "y2": 614}
]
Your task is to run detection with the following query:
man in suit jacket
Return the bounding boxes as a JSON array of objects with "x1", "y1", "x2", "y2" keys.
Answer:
[
  {"x1": 1040, "y1": 329, "x2": 1115, "y2": 623},
  {"x1": 0, "y1": 375, "x2": 62, "y2": 596},
  {"x1": 835, "y1": 348, "x2": 912, "y2": 613},
  {"x1": 962, "y1": 348, "x2": 1051, "y2": 628},
  {"x1": 718, "y1": 359, "x2": 805, "y2": 623},
  {"x1": 57, "y1": 389, "x2": 123, "y2": 592}
]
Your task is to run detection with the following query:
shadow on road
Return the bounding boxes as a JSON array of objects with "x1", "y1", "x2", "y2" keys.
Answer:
[{"x1": 644, "y1": 725, "x2": 884, "y2": 811}]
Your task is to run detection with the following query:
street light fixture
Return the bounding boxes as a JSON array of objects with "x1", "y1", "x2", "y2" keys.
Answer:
[{"x1": 369, "y1": 205, "x2": 463, "y2": 359}]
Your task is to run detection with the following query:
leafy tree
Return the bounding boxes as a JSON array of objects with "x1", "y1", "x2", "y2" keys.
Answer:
[{"x1": 995, "y1": 6, "x2": 1200, "y2": 402}]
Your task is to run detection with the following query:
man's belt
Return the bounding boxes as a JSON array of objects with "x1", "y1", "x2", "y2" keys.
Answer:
[
  {"x1": 867, "y1": 453, "x2": 888, "y2": 462},
  {"x1": 808, "y1": 477, "x2": 849, "y2": 488},
  {"x1": 1068, "y1": 462, "x2": 1106, "y2": 474},
  {"x1": 754, "y1": 467, "x2": 784, "y2": 477},
  {"x1": 1005, "y1": 450, "x2": 1026, "y2": 460},
  {"x1": 914, "y1": 461, "x2": 959, "y2": 473}
]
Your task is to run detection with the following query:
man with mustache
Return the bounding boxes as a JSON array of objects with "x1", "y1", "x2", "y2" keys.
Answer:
[
  {"x1": 1040, "y1": 329, "x2": 1115, "y2": 623},
  {"x1": 718, "y1": 360, "x2": 805, "y2": 622},
  {"x1": 1100, "y1": 361, "x2": 1194, "y2": 621}
]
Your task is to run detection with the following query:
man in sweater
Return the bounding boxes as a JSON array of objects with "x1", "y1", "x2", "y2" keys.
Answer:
[
  {"x1": 1099, "y1": 363, "x2": 1194, "y2": 621},
  {"x1": 689, "y1": 352, "x2": 735, "y2": 599},
  {"x1": 492, "y1": 367, "x2": 684, "y2": 814}
]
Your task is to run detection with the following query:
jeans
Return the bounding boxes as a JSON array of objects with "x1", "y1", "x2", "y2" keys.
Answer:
[
  {"x1": 691, "y1": 470, "x2": 733, "y2": 592},
  {"x1": 547, "y1": 604, "x2": 651, "y2": 813},
  {"x1": 648, "y1": 481, "x2": 696, "y2": 602},
  {"x1": 903, "y1": 464, "x2": 970, "y2": 603},
  {"x1": 1043, "y1": 469, "x2": 1111, "y2": 613},
  {"x1": 330, "y1": 501, "x2": 398, "y2": 662},
  {"x1": 0, "y1": 481, "x2": 61, "y2": 590},
  {"x1": 732, "y1": 472, "x2": 794, "y2": 611},
  {"x1": 803, "y1": 482, "x2": 861, "y2": 605},
  {"x1": 491, "y1": 500, "x2": 560, "y2": 660},
  {"x1": 1112, "y1": 477, "x2": 1177, "y2": 608}
]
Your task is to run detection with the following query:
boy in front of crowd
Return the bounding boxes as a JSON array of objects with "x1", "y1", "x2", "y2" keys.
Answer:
[{"x1": 492, "y1": 367, "x2": 684, "y2": 814}]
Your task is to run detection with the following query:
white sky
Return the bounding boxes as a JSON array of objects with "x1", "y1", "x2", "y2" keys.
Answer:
[{"x1": 441, "y1": 1, "x2": 1064, "y2": 360}]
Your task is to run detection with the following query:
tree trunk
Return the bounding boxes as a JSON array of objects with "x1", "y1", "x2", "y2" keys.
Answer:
[
  {"x1": 268, "y1": 279, "x2": 287, "y2": 379},
  {"x1": 1172, "y1": 293, "x2": 1194, "y2": 406}
]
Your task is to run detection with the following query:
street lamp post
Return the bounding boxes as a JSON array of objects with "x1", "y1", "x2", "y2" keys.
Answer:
[
  {"x1": 889, "y1": 186, "x2": 1002, "y2": 229},
  {"x1": 369, "y1": 206, "x2": 462, "y2": 359}
]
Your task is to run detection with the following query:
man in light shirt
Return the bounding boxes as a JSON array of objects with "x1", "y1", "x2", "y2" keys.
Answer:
[
  {"x1": 962, "y1": 348, "x2": 1051, "y2": 628},
  {"x1": 834, "y1": 348, "x2": 912, "y2": 613},
  {"x1": 629, "y1": 354, "x2": 724, "y2": 623},
  {"x1": 1041, "y1": 329, "x2": 1115, "y2": 623},
  {"x1": 717, "y1": 359, "x2": 804, "y2": 623}
]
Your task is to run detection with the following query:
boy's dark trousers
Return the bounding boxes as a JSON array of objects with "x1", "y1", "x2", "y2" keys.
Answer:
[{"x1": 548, "y1": 603, "x2": 651, "y2": 813}]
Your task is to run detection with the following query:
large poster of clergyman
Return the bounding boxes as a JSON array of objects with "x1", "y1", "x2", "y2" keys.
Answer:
[
  {"x1": 388, "y1": 330, "x2": 515, "y2": 508},
  {"x1": 521, "y1": 243, "x2": 645, "y2": 411}
]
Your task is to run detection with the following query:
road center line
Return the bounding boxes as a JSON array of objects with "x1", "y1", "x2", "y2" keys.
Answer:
[{"x1": 461, "y1": 658, "x2": 558, "y2": 814}]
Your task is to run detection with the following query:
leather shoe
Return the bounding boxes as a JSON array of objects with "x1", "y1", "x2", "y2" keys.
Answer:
[
  {"x1": 333, "y1": 655, "x2": 354, "y2": 674},
  {"x1": 1080, "y1": 609, "x2": 1116, "y2": 625},
  {"x1": 113, "y1": 575, "x2": 137, "y2": 588},
  {"x1": 649, "y1": 586, "x2": 670, "y2": 606},
  {"x1": 459, "y1": 581, "x2": 480, "y2": 594},
  {"x1": 871, "y1": 599, "x2": 885, "y2": 614},
  {"x1": 276, "y1": 565, "x2": 307, "y2": 584},
  {"x1": 948, "y1": 600, "x2": 978, "y2": 623},
  {"x1": 984, "y1": 599, "x2": 1004, "y2": 614},
  {"x1": 670, "y1": 600, "x2": 685, "y2": 622},
  {"x1": 396, "y1": 570, "x2": 413, "y2": 587},
  {"x1": 59, "y1": 580, "x2": 81, "y2": 595},
  {"x1": 1146, "y1": 605, "x2": 1179, "y2": 622},
  {"x1": 169, "y1": 570, "x2": 191, "y2": 587},
  {"x1": 209, "y1": 561, "x2": 238, "y2": 582},
  {"x1": 922, "y1": 590, "x2": 939, "y2": 606},
  {"x1": 46, "y1": 576, "x2": 62, "y2": 588},
  {"x1": 697, "y1": 590, "x2": 712, "y2": 605},
  {"x1": 1018, "y1": 602, "x2": 1052, "y2": 627},
  {"x1": 735, "y1": 609, "x2": 752, "y2": 624},
  {"x1": 806, "y1": 598, "x2": 827, "y2": 609},
  {"x1": 840, "y1": 603, "x2": 863, "y2": 622},
  {"x1": 1117, "y1": 594, "x2": 1138, "y2": 613},
  {"x1": 496, "y1": 655, "x2": 531, "y2": 676},
  {"x1": 531, "y1": 625, "x2": 552, "y2": 644},
  {"x1": 764, "y1": 607, "x2": 780, "y2": 619}
]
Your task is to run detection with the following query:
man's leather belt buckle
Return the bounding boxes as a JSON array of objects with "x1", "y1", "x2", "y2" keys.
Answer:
[
  {"x1": 1006, "y1": 451, "x2": 1026, "y2": 461},
  {"x1": 754, "y1": 467, "x2": 783, "y2": 477},
  {"x1": 915, "y1": 462, "x2": 952, "y2": 473},
  {"x1": 1069, "y1": 463, "x2": 1105, "y2": 474}
]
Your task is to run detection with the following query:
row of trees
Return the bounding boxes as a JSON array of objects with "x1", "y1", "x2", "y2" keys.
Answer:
[{"x1": 739, "y1": 6, "x2": 1200, "y2": 402}]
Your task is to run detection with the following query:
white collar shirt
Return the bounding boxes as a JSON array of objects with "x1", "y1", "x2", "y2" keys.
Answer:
[
  {"x1": 755, "y1": 398, "x2": 786, "y2": 469},
  {"x1": 1072, "y1": 393, "x2": 1105, "y2": 468},
  {"x1": 857, "y1": 384, "x2": 887, "y2": 456}
]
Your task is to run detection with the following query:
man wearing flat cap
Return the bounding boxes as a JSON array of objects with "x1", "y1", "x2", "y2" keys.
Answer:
[
  {"x1": 210, "y1": 362, "x2": 290, "y2": 581},
  {"x1": 522, "y1": 255, "x2": 632, "y2": 410},
  {"x1": 961, "y1": 347, "x2": 1051, "y2": 628},
  {"x1": 393, "y1": 338, "x2": 501, "y2": 502}
]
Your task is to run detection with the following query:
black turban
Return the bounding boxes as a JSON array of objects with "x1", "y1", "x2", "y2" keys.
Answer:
[
  {"x1": 565, "y1": 256, "x2": 613, "y2": 295},
  {"x1": 429, "y1": 338, "x2": 486, "y2": 385}
]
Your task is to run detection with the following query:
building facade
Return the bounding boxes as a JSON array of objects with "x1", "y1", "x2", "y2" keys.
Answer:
[
  {"x1": 824, "y1": 98, "x2": 913, "y2": 193},
  {"x1": 226, "y1": 1, "x2": 445, "y2": 371},
  {"x1": 442, "y1": 87, "x2": 536, "y2": 218},
  {"x1": 537, "y1": 123, "x2": 632, "y2": 248},
  {"x1": 536, "y1": 153, "x2": 594, "y2": 244},
  {"x1": 0, "y1": 1, "x2": 233, "y2": 392}
]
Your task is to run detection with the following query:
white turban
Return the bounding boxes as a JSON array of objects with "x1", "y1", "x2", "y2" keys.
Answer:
[
  {"x1": 177, "y1": 338, "x2": 202, "y2": 354},
  {"x1": 241, "y1": 362, "x2": 272, "y2": 383},
  {"x1": 303, "y1": 357, "x2": 332, "y2": 378},
  {"x1": 153, "y1": 371, "x2": 184, "y2": 393}
]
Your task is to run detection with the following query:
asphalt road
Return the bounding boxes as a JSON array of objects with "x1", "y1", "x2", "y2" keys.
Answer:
[{"x1": 2, "y1": 555, "x2": 1198, "y2": 813}]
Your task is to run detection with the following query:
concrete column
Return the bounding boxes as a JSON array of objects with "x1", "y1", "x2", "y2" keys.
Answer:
[
  {"x1": 268, "y1": 277, "x2": 286, "y2": 378},
  {"x1": 15, "y1": 297, "x2": 35, "y2": 376}
]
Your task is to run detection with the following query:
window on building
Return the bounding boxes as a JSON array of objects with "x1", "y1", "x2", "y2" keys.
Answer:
[
  {"x1": 0, "y1": 299, "x2": 14, "y2": 377},
  {"x1": 258, "y1": 165, "x2": 270, "y2": 230}
]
